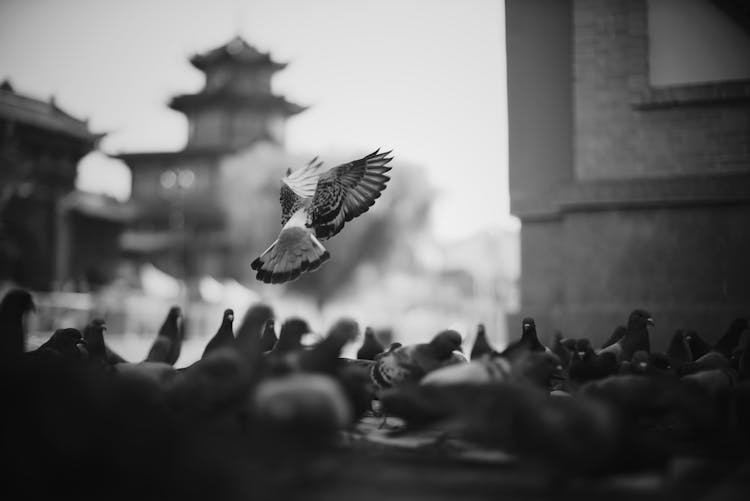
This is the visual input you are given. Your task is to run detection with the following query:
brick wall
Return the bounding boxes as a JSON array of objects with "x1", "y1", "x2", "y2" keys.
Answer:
[{"x1": 573, "y1": 0, "x2": 750, "y2": 181}]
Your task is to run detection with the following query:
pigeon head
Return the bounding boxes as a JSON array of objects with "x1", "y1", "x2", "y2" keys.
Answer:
[
  {"x1": 281, "y1": 317, "x2": 310, "y2": 337},
  {"x1": 327, "y1": 318, "x2": 360, "y2": 344},
  {"x1": 274, "y1": 317, "x2": 311, "y2": 353},
  {"x1": 628, "y1": 309, "x2": 654, "y2": 329},
  {"x1": 574, "y1": 338, "x2": 593, "y2": 359},
  {"x1": 167, "y1": 306, "x2": 181, "y2": 319},
  {"x1": 521, "y1": 317, "x2": 536, "y2": 334},
  {"x1": 429, "y1": 330, "x2": 463, "y2": 358},
  {"x1": 164, "y1": 306, "x2": 183, "y2": 330},
  {"x1": 223, "y1": 308, "x2": 234, "y2": 325},
  {"x1": 684, "y1": 329, "x2": 710, "y2": 359},
  {"x1": 83, "y1": 318, "x2": 107, "y2": 359},
  {"x1": 0, "y1": 288, "x2": 35, "y2": 315},
  {"x1": 41, "y1": 328, "x2": 88, "y2": 360}
]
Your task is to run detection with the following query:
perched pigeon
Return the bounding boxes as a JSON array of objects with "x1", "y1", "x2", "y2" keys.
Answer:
[
  {"x1": 600, "y1": 325, "x2": 627, "y2": 350},
  {"x1": 33, "y1": 328, "x2": 88, "y2": 361},
  {"x1": 597, "y1": 309, "x2": 653, "y2": 363},
  {"x1": 356, "y1": 327, "x2": 384, "y2": 361},
  {"x1": 259, "y1": 319, "x2": 278, "y2": 353},
  {"x1": 235, "y1": 302, "x2": 274, "y2": 355},
  {"x1": 202, "y1": 309, "x2": 236, "y2": 358},
  {"x1": 469, "y1": 323, "x2": 499, "y2": 360},
  {"x1": 272, "y1": 317, "x2": 310, "y2": 354},
  {"x1": 81, "y1": 318, "x2": 125, "y2": 369},
  {"x1": 144, "y1": 306, "x2": 183, "y2": 365},
  {"x1": 713, "y1": 318, "x2": 749, "y2": 359},
  {"x1": 0, "y1": 288, "x2": 35, "y2": 361},
  {"x1": 667, "y1": 329, "x2": 694, "y2": 371},
  {"x1": 420, "y1": 354, "x2": 512, "y2": 386},
  {"x1": 370, "y1": 330, "x2": 464, "y2": 390},
  {"x1": 684, "y1": 329, "x2": 712, "y2": 360},
  {"x1": 569, "y1": 338, "x2": 618, "y2": 387},
  {"x1": 501, "y1": 317, "x2": 546, "y2": 360},
  {"x1": 251, "y1": 149, "x2": 393, "y2": 283}
]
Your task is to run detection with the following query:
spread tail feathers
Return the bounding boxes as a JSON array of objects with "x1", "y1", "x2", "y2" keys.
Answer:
[{"x1": 251, "y1": 227, "x2": 330, "y2": 284}]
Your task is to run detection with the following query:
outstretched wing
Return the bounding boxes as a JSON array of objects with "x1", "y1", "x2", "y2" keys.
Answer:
[
  {"x1": 308, "y1": 149, "x2": 393, "y2": 239},
  {"x1": 279, "y1": 157, "x2": 325, "y2": 226}
]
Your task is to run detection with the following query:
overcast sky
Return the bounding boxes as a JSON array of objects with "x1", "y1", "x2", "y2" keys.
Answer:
[{"x1": 0, "y1": 0, "x2": 511, "y2": 241}]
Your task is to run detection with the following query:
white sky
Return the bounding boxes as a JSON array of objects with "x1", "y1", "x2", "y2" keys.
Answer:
[{"x1": 0, "y1": 0, "x2": 511, "y2": 241}]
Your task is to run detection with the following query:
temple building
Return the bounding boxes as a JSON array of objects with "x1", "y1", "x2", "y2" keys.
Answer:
[
  {"x1": 0, "y1": 80, "x2": 130, "y2": 291},
  {"x1": 117, "y1": 36, "x2": 305, "y2": 281},
  {"x1": 505, "y1": 0, "x2": 750, "y2": 348}
]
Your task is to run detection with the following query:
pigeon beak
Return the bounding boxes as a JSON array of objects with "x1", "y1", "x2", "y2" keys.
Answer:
[{"x1": 647, "y1": 318, "x2": 655, "y2": 327}]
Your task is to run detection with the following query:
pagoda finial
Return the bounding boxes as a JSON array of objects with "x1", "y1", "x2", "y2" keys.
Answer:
[{"x1": 0, "y1": 78, "x2": 14, "y2": 92}]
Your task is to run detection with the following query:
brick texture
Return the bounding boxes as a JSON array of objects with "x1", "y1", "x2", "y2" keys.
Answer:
[{"x1": 573, "y1": 0, "x2": 750, "y2": 180}]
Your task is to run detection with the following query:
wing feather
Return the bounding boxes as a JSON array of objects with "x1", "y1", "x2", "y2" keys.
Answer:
[{"x1": 309, "y1": 149, "x2": 393, "y2": 239}]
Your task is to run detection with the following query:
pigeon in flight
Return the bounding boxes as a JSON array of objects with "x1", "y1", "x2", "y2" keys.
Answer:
[{"x1": 251, "y1": 149, "x2": 393, "y2": 284}]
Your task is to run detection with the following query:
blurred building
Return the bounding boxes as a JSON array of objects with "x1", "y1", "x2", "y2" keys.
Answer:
[
  {"x1": 117, "y1": 36, "x2": 305, "y2": 281},
  {"x1": 0, "y1": 80, "x2": 130, "y2": 291},
  {"x1": 506, "y1": 0, "x2": 750, "y2": 347}
]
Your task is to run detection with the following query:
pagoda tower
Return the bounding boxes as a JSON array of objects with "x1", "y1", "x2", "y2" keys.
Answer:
[
  {"x1": 117, "y1": 36, "x2": 305, "y2": 280},
  {"x1": 172, "y1": 35, "x2": 305, "y2": 150}
]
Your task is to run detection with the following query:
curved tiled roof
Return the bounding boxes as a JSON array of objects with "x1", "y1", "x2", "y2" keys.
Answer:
[
  {"x1": 0, "y1": 80, "x2": 101, "y2": 143},
  {"x1": 189, "y1": 36, "x2": 287, "y2": 72}
]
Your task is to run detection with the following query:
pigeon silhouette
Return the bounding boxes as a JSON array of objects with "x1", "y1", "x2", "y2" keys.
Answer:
[
  {"x1": 202, "y1": 309, "x2": 236, "y2": 358},
  {"x1": 272, "y1": 317, "x2": 309, "y2": 354},
  {"x1": 144, "y1": 306, "x2": 183, "y2": 365},
  {"x1": 370, "y1": 329, "x2": 464, "y2": 390},
  {"x1": 259, "y1": 319, "x2": 278, "y2": 353},
  {"x1": 501, "y1": 317, "x2": 546, "y2": 361},
  {"x1": 0, "y1": 288, "x2": 35, "y2": 362},
  {"x1": 356, "y1": 326, "x2": 384, "y2": 361},
  {"x1": 470, "y1": 323, "x2": 499, "y2": 360},
  {"x1": 236, "y1": 302, "x2": 274, "y2": 358},
  {"x1": 33, "y1": 328, "x2": 88, "y2": 362},
  {"x1": 713, "y1": 318, "x2": 749, "y2": 359},
  {"x1": 597, "y1": 309, "x2": 653, "y2": 363}
]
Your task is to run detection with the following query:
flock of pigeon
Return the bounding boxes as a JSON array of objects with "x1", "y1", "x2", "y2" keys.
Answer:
[{"x1": 1, "y1": 287, "x2": 749, "y2": 500}]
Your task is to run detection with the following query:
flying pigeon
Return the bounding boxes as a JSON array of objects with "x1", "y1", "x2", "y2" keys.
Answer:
[{"x1": 251, "y1": 149, "x2": 393, "y2": 284}]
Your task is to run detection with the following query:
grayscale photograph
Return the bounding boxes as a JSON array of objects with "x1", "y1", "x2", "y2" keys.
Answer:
[{"x1": 1, "y1": 0, "x2": 749, "y2": 499}]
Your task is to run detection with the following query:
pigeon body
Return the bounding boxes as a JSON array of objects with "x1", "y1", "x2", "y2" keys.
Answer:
[
  {"x1": 0, "y1": 288, "x2": 35, "y2": 362},
  {"x1": 33, "y1": 328, "x2": 88, "y2": 361},
  {"x1": 597, "y1": 309, "x2": 653, "y2": 363},
  {"x1": 144, "y1": 306, "x2": 183, "y2": 365},
  {"x1": 251, "y1": 149, "x2": 393, "y2": 283},
  {"x1": 713, "y1": 318, "x2": 748, "y2": 358},
  {"x1": 501, "y1": 317, "x2": 546, "y2": 360},
  {"x1": 569, "y1": 338, "x2": 618, "y2": 387},
  {"x1": 469, "y1": 323, "x2": 498, "y2": 360},
  {"x1": 272, "y1": 317, "x2": 309, "y2": 354},
  {"x1": 356, "y1": 327, "x2": 384, "y2": 360},
  {"x1": 202, "y1": 309, "x2": 236, "y2": 358},
  {"x1": 236, "y1": 302, "x2": 274, "y2": 357},
  {"x1": 259, "y1": 319, "x2": 278, "y2": 353},
  {"x1": 421, "y1": 354, "x2": 511, "y2": 386},
  {"x1": 370, "y1": 330, "x2": 464, "y2": 390},
  {"x1": 601, "y1": 325, "x2": 627, "y2": 350}
]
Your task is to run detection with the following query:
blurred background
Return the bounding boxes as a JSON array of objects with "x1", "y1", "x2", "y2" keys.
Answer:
[
  {"x1": 0, "y1": 0, "x2": 517, "y2": 362},
  {"x1": 1, "y1": 0, "x2": 749, "y2": 364}
]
